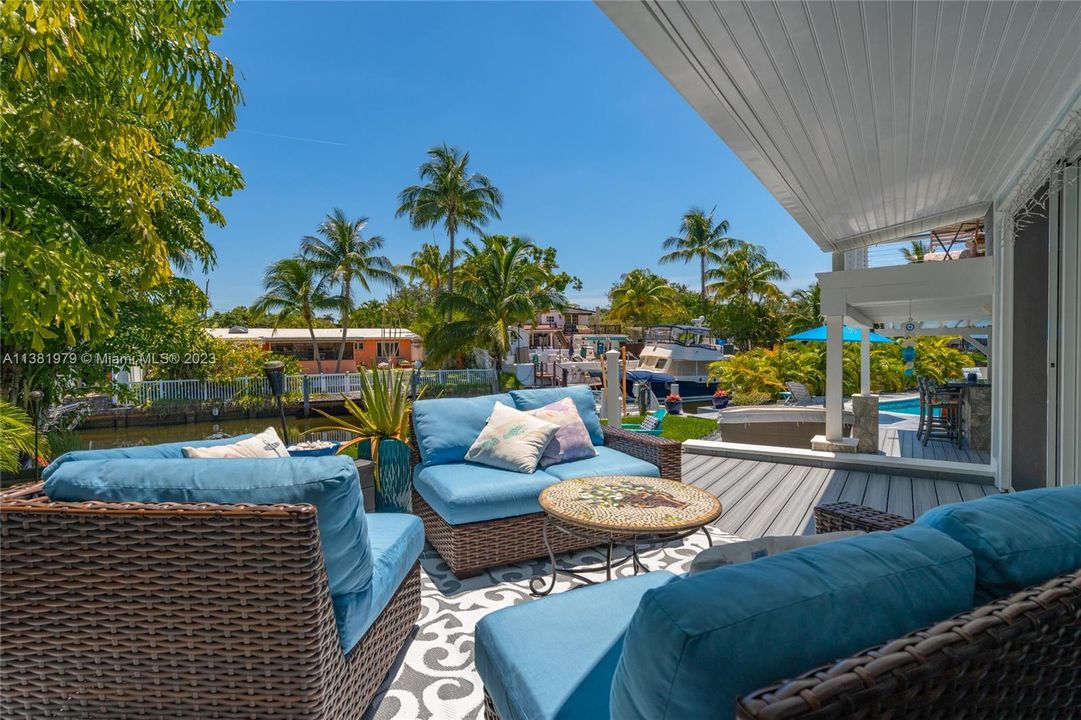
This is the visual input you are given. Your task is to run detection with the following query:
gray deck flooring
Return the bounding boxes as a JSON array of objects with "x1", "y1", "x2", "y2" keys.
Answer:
[
  {"x1": 682, "y1": 452, "x2": 997, "y2": 538},
  {"x1": 879, "y1": 420, "x2": 991, "y2": 465}
]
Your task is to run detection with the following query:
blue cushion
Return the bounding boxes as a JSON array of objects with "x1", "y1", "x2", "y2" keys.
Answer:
[
  {"x1": 543, "y1": 446, "x2": 659, "y2": 481},
  {"x1": 41, "y1": 434, "x2": 256, "y2": 480},
  {"x1": 476, "y1": 571, "x2": 677, "y2": 720},
  {"x1": 43, "y1": 456, "x2": 374, "y2": 598},
  {"x1": 412, "y1": 394, "x2": 514, "y2": 465},
  {"x1": 333, "y1": 513, "x2": 424, "y2": 654},
  {"x1": 916, "y1": 486, "x2": 1081, "y2": 603},
  {"x1": 413, "y1": 462, "x2": 560, "y2": 525},
  {"x1": 510, "y1": 386, "x2": 604, "y2": 446},
  {"x1": 610, "y1": 526, "x2": 975, "y2": 720}
]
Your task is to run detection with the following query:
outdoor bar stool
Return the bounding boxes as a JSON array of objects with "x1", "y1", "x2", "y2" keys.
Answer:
[{"x1": 919, "y1": 378, "x2": 964, "y2": 448}]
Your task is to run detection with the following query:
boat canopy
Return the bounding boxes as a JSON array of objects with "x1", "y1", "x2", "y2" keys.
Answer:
[{"x1": 644, "y1": 325, "x2": 724, "y2": 347}]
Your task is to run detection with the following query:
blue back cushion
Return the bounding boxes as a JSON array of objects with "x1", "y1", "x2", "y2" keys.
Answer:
[
  {"x1": 412, "y1": 394, "x2": 514, "y2": 465},
  {"x1": 43, "y1": 455, "x2": 373, "y2": 598},
  {"x1": 610, "y1": 526, "x2": 975, "y2": 720},
  {"x1": 510, "y1": 386, "x2": 604, "y2": 446},
  {"x1": 916, "y1": 486, "x2": 1081, "y2": 603},
  {"x1": 41, "y1": 435, "x2": 256, "y2": 480}
]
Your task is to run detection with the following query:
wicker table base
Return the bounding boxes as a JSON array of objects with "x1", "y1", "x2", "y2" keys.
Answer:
[{"x1": 529, "y1": 476, "x2": 722, "y2": 596}]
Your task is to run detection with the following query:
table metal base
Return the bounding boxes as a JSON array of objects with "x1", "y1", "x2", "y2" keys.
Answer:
[{"x1": 528, "y1": 517, "x2": 715, "y2": 597}]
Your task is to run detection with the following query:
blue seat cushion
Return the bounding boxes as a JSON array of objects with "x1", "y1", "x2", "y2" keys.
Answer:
[
  {"x1": 476, "y1": 571, "x2": 677, "y2": 720},
  {"x1": 333, "y1": 513, "x2": 424, "y2": 654},
  {"x1": 510, "y1": 386, "x2": 604, "y2": 446},
  {"x1": 43, "y1": 456, "x2": 374, "y2": 598},
  {"x1": 610, "y1": 526, "x2": 976, "y2": 720},
  {"x1": 543, "y1": 446, "x2": 659, "y2": 481},
  {"x1": 412, "y1": 394, "x2": 514, "y2": 465},
  {"x1": 413, "y1": 462, "x2": 560, "y2": 525},
  {"x1": 916, "y1": 486, "x2": 1081, "y2": 603},
  {"x1": 41, "y1": 434, "x2": 256, "y2": 480}
]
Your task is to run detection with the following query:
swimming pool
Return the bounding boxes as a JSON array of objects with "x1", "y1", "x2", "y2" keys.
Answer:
[{"x1": 880, "y1": 397, "x2": 939, "y2": 416}]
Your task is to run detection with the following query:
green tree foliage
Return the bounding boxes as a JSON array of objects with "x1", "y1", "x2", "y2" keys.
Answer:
[
  {"x1": 784, "y1": 283, "x2": 822, "y2": 335},
  {"x1": 707, "y1": 244, "x2": 789, "y2": 302},
  {"x1": 301, "y1": 209, "x2": 400, "y2": 372},
  {"x1": 102, "y1": 279, "x2": 219, "y2": 380},
  {"x1": 709, "y1": 338, "x2": 974, "y2": 400},
  {"x1": 1, "y1": 0, "x2": 243, "y2": 353},
  {"x1": 401, "y1": 242, "x2": 454, "y2": 294},
  {"x1": 901, "y1": 241, "x2": 927, "y2": 263},
  {"x1": 396, "y1": 145, "x2": 502, "y2": 295},
  {"x1": 0, "y1": 399, "x2": 48, "y2": 470},
  {"x1": 208, "y1": 340, "x2": 301, "y2": 380},
  {"x1": 204, "y1": 305, "x2": 336, "y2": 329},
  {"x1": 254, "y1": 258, "x2": 338, "y2": 374},
  {"x1": 425, "y1": 236, "x2": 568, "y2": 384},
  {"x1": 606, "y1": 270, "x2": 678, "y2": 335},
  {"x1": 660, "y1": 207, "x2": 738, "y2": 300}
]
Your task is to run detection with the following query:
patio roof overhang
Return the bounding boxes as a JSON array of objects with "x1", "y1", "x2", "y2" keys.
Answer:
[
  {"x1": 818, "y1": 256, "x2": 993, "y2": 328},
  {"x1": 599, "y1": 1, "x2": 1081, "y2": 252}
]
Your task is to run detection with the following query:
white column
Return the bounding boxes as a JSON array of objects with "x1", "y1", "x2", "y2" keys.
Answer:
[
  {"x1": 825, "y1": 315, "x2": 844, "y2": 441},
  {"x1": 860, "y1": 328, "x2": 871, "y2": 396},
  {"x1": 604, "y1": 350, "x2": 623, "y2": 423}
]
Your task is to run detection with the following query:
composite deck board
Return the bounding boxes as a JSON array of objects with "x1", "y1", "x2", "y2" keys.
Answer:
[
  {"x1": 878, "y1": 425, "x2": 990, "y2": 465},
  {"x1": 685, "y1": 452, "x2": 996, "y2": 539},
  {"x1": 739, "y1": 465, "x2": 814, "y2": 539}
]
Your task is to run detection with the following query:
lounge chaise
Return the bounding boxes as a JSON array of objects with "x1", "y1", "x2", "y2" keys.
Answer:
[
  {"x1": 0, "y1": 441, "x2": 423, "y2": 719},
  {"x1": 475, "y1": 486, "x2": 1081, "y2": 719},
  {"x1": 410, "y1": 385, "x2": 682, "y2": 577}
]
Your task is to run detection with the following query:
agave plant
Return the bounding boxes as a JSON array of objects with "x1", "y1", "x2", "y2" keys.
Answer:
[{"x1": 304, "y1": 369, "x2": 421, "y2": 490}]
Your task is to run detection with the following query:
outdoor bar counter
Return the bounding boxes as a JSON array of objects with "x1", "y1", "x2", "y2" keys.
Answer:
[{"x1": 948, "y1": 381, "x2": 991, "y2": 453}]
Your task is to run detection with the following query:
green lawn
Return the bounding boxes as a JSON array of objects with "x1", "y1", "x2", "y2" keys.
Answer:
[{"x1": 618, "y1": 414, "x2": 716, "y2": 442}]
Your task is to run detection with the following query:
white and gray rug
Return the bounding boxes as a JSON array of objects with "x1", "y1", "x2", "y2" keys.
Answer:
[{"x1": 366, "y1": 527, "x2": 742, "y2": 720}]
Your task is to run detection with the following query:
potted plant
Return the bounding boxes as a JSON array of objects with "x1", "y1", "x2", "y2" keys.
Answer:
[
  {"x1": 305, "y1": 368, "x2": 421, "y2": 513},
  {"x1": 664, "y1": 392, "x2": 683, "y2": 415},
  {"x1": 711, "y1": 388, "x2": 731, "y2": 410}
]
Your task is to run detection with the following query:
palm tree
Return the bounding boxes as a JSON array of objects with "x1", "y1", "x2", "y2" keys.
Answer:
[
  {"x1": 396, "y1": 144, "x2": 503, "y2": 295},
  {"x1": 425, "y1": 236, "x2": 566, "y2": 386},
  {"x1": 707, "y1": 244, "x2": 790, "y2": 302},
  {"x1": 301, "y1": 209, "x2": 400, "y2": 372},
  {"x1": 659, "y1": 207, "x2": 738, "y2": 300},
  {"x1": 254, "y1": 257, "x2": 337, "y2": 374},
  {"x1": 607, "y1": 269, "x2": 679, "y2": 335},
  {"x1": 785, "y1": 283, "x2": 821, "y2": 334},
  {"x1": 901, "y1": 240, "x2": 927, "y2": 263},
  {"x1": 401, "y1": 242, "x2": 453, "y2": 293}
]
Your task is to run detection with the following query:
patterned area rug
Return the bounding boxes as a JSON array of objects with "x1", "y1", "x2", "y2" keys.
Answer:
[{"x1": 366, "y1": 527, "x2": 742, "y2": 720}]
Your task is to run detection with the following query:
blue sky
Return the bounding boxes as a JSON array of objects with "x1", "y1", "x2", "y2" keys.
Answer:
[{"x1": 193, "y1": 0, "x2": 828, "y2": 312}]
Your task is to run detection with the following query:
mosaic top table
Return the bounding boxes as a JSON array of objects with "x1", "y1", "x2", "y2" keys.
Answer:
[{"x1": 529, "y1": 475, "x2": 722, "y2": 596}]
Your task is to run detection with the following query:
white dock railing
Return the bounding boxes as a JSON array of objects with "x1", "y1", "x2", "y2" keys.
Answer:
[{"x1": 123, "y1": 369, "x2": 499, "y2": 405}]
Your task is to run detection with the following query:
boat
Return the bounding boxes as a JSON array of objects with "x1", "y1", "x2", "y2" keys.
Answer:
[{"x1": 624, "y1": 324, "x2": 733, "y2": 402}]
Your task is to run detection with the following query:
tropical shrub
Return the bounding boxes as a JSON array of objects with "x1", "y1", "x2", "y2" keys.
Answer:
[
  {"x1": 709, "y1": 338, "x2": 974, "y2": 399},
  {"x1": 0, "y1": 400, "x2": 48, "y2": 471}
]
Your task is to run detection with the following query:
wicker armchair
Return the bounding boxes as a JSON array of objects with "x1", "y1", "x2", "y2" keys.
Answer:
[
  {"x1": 736, "y1": 502, "x2": 1081, "y2": 719},
  {"x1": 0, "y1": 482, "x2": 421, "y2": 719},
  {"x1": 411, "y1": 423, "x2": 683, "y2": 577}
]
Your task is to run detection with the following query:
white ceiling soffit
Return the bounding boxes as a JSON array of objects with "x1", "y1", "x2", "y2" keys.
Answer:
[{"x1": 598, "y1": 1, "x2": 1081, "y2": 253}]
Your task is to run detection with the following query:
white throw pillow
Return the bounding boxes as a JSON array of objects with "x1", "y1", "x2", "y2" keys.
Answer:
[
  {"x1": 182, "y1": 427, "x2": 290, "y2": 459},
  {"x1": 465, "y1": 403, "x2": 560, "y2": 474}
]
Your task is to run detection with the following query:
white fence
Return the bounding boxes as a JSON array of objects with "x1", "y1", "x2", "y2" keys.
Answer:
[{"x1": 122, "y1": 369, "x2": 498, "y2": 405}]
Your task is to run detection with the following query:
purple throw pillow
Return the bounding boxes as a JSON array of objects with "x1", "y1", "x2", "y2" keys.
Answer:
[{"x1": 528, "y1": 397, "x2": 598, "y2": 467}]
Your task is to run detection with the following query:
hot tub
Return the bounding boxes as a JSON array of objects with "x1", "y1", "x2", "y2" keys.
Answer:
[{"x1": 712, "y1": 406, "x2": 854, "y2": 449}]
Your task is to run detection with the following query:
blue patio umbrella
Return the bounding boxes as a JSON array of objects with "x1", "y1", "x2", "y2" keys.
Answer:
[{"x1": 785, "y1": 325, "x2": 895, "y2": 343}]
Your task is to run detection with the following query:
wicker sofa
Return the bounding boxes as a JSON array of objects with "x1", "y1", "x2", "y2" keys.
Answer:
[
  {"x1": 475, "y1": 487, "x2": 1081, "y2": 720},
  {"x1": 410, "y1": 385, "x2": 682, "y2": 577},
  {"x1": 0, "y1": 448, "x2": 423, "y2": 719}
]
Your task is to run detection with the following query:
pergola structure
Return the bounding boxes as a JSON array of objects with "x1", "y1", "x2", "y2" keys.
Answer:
[{"x1": 817, "y1": 256, "x2": 994, "y2": 444}]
